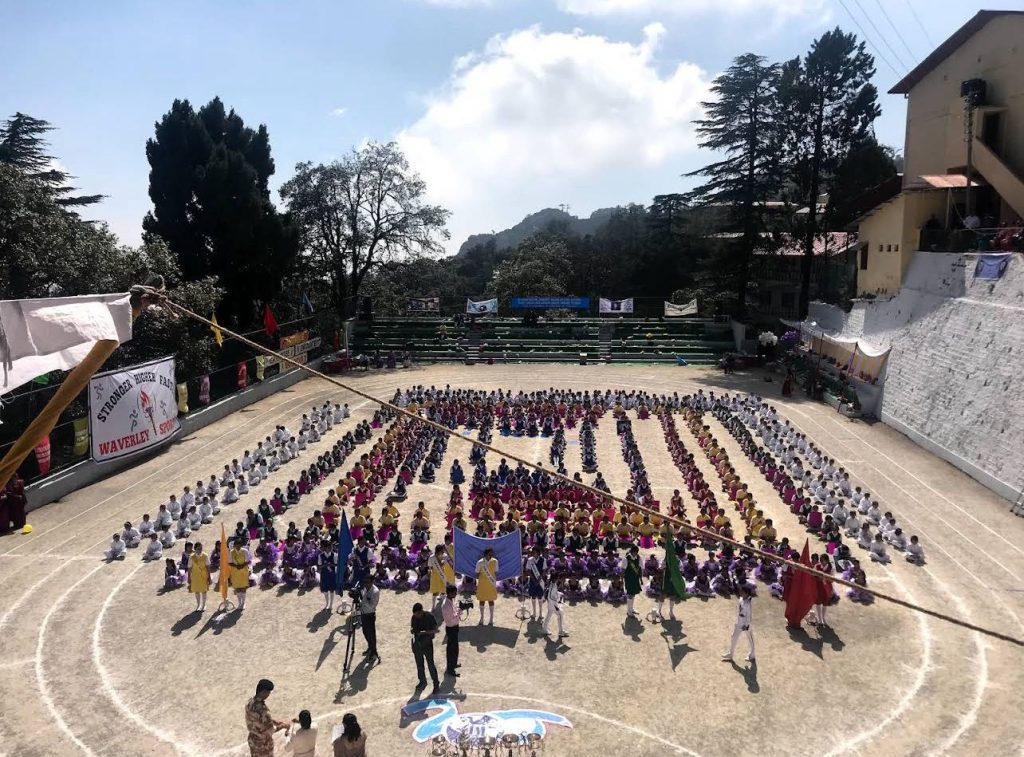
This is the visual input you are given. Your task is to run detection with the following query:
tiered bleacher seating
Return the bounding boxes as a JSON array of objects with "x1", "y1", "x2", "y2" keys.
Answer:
[{"x1": 352, "y1": 317, "x2": 732, "y2": 366}]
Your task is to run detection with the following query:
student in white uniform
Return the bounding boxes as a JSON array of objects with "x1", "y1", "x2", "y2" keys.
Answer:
[
  {"x1": 236, "y1": 475, "x2": 250, "y2": 496},
  {"x1": 844, "y1": 511, "x2": 861, "y2": 538},
  {"x1": 187, "y1": 506, "x2": 202, "y2": 530},
  {"x1": 267, "y1": 450, "x2": 281, "y2": 473},
  {"x1": 286, "y1": 437, "x2": 299, "y2": 460},
  {"x1": 138, "y1": 514, "x2": 155, "y2": 537},
  {"x1": 176, "y1": 516, "x2": 192, "y2": 539},
  {"x1": 167, "y1": 494, "x2": 182, "y2": 521},
  {"x1": 143, "y1": 533, "x2": 163, "y2": 561},
  {"x1": 181, "y1": 486, "x2": 196, "y2": 511},
  {"x1": 222, "y1": 482, "x2": 239, "y2": 505},
  {"x1": 106, "y1": 533, "x2": 127, "y2": 561},
  {"x1": 869, "y1": 534, "x2": 890, "y2": 563},
  {"x1": 722, "y1": 585, "x2": 755, "y2": 663},
  {"x1": 206, "y1": 475, "x2": 220, "y2": 498},
  {"x1": 220, "y1": 465, "x2": 234, "y2": 486},
  {"x1": 155, "y1": 505, "x2": 172, "y2": 530},
  {"x1": 333, "y1": 404, "x2": 344, "y2": 424},
  {"x1": 159, "y1": 526, "x2": 176, "y2": 550},
  {"x1": 249, "y1": 465, "x2": 263, "y2": 487},
  {"x1": 905, "y1": 535, "x2": 925, "y2": 565},
  {"x1": 254, "y1": 441, "x2": 266, "y2": 462},
  {"x1": 341, "y1": 403, "x2": 351, "y2": 419},
  {"x1": 199, "y1": 498, "x2": 215, "y2": 524},
  {"x1": 856, "y1": 523, "x2": 873, "y2": 550},
  {"x1": 121, "y1": 521, "x2": 141, "y2": 548},
  {"x1": 297, "y1": 432, "x2": 308, "y2": 451},
  {"x1": 241, "y1": 451, "x2": 254, "y2": 471},
  {"x1": 889, "y1": 528, "x2": 907, "y2": 551},
  {"x1": 542, "y1": 575, "x2": 568, "y2": 639}
]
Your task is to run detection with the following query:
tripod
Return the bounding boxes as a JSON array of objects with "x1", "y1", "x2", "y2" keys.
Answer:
[{"x1": 341, "y1": 601, "x2": 361, "y2": 682}]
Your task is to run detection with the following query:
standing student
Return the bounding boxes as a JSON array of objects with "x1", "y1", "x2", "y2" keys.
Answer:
[
  {"x1": 428, "y1": 545, "x2": 453, "y2": 611},
  {"x1": 189, "y1": 542, "x2": 211, "y2": 612},
  {"x1": 410, "y1": 603, "x2": 440, "y2": 694},
  {"x1": 722, "y1": 585, "x2": 755, "y2": 663},
  {"x1": 475, "y1": 547, "x2": 499, "y2": 625},
  {"x1": 624, "y1": 544, "x2": 642, "y2": 619},
  {"x1": 230, "y1": 538, "x2": 252, "y2": 611},
  {"x1": 542, "y1": 574, "x2": 567, "y2": 639},
  {"x1": 525, "y1": 545, "x2": 547, "y2": 621},
  {"x1": 442, "y1": 585, "x2": 461, "y2": 678},
  {"x1": 359, "y1": 575, "x2": 380, "y2": 664}
]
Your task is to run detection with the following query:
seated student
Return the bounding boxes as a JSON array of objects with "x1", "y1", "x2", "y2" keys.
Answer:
[
  {"x1": 869, "y1": 533, "x2": 890, "y2": 563},
  {"x1": 198, "y1": 498, "x2": 215, "y2": 524},
  {"x1": 844, "y1": 511, "x2": 861, "y2": 538},
  {"x1": 757, "y1": 518, "x2": 777, "y2": 544},
  {"x1": 220, "y1": 465, "x2": 234, "y2": 487},
  {"x1": 286, "y1": 481, "x2": 301, "y2": 506},
  {"x1": 175, "y1": 515, "x2": 192, "y2": 539},
  {"x1": 806, "y1": 505, "x2": 824, "y2": 532},
  {"x1": 222, "y1": 482, "x2": 239, "y2": 505},
  {"x1": 121, "y1": 521, "x2": 141, "y2": 548},
  {"x1": 167, "y1": 494, "x2": 183, "y2": 521},
  {"x1": 865, "y1": 501, "x2": 882, "y2": 525},
  {"x1": 105, "y1": 533, "x2": 127, "y2": 561},
  {"x1": 159, "y1": 524, "x2": 176, "y2": 550},
  {"x1": 267, "y1": 450, "x2": 281, "y2": 473},
  {"x1": 905, "y1": 535, "x2": 925, "y2": 565},
  {"x1": 164, "y1": 558, "x2": 185, "y2": 589},
  {"x1": 889, "y1": 528, "x2": 907, "y2": 551},
  {"x1": 856, "y1": 523, "x2": 873, "y2": 550},
  {"x1": 248, "y1": 465, "x2": 263, "y2": 487},
  {"x1": 236, "y1": 474, "x2": 250, "y2": 496},
  {"x1": 187, "y1": 505, "x2": 202, "y2": 530},
  {"x1": 206, "y1": 475, "x2": 220, "y2": 499},
  {"x1": 880, "y1": 516, "x2": 898, "y2": 541},
  {"x1": 143, "y1": 533, "x2": 163, "y2": 561},
  {"x1": 138, "y1": 513, "x2": 155, "y2": 537}
]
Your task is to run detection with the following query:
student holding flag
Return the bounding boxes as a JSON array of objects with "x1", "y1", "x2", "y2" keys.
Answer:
[{"x1": 658, "y1": 525, "x2": 688, "y2": 623}]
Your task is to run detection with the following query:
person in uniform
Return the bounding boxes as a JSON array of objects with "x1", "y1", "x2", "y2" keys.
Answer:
[
  {"x1": 721, "y1": 585, "x2": 755, "y2": 663},
  {"x1": 230, "y1": 538, "x2": 252, "y2": 610},
  {"x1": 624, "y1": 543, "x2": 643, "y2": 619},
  {"x1": 189, "y1": 541, "x2": 211, "y2": 612},
  {"x1": 245, "y1": 679, "x2": 289, "y2": 757},
  {"x1": 541, "y1": 573, "x2": 568, "y2": 639},
  {"x1": 319, "y1": 539, "x2": 338, "y2": 611},
  {"x1": 429, "y1": 544, "x2": 455, "y2": 610},
  {"x1": 475, "y1": 547, "x2": 499, "y2": 625},
  {"x1": 525, "y1": 545, "x2": 547, "y2": 621}
]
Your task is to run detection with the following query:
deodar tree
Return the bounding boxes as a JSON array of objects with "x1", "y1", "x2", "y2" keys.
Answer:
[{"x1": 280, "y1": 142, "x2": 450, "y2": 319}]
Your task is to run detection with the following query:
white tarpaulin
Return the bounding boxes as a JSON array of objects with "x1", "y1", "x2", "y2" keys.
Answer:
[
  {"x1": 599, "y1": 297, "x2": 634, "y2": 314},
  {"x1": 89, "y1": 356, "x2": 180, "y2": 462},
  {"x1": 0, "y1": 293, "x2": 133, "y2": 394},
  {"x1": 664, "y1": 299, "x2": 698, "y2": 317}
]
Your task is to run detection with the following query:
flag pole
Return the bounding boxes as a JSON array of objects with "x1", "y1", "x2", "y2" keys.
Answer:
[{"x1": 0, "y1": 284, "x2": 157, "y2": 492}]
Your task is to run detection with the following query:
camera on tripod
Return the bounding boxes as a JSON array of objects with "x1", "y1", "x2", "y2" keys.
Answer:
[{"x1": 458, "y1": 599, "x2": 474, "y2": 611}]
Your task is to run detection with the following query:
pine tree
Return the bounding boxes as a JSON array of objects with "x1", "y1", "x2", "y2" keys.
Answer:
[
  {"x1": 778, "y1": 29, "x2": 880, "y2": 318},
  {"x1": 143, "y1": 97, "x2": 297, "y2": 327},
  {"x1": 0, "y1": 112, "x2": 103, "y2": 208},
  {"x1": 686, "y1": 54, "x2": 783, "y2": 319}
]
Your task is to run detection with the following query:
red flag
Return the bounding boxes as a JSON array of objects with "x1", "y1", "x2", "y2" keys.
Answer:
[
  {"x1": 783, "y1": 539, "x2": 818, "y2": 628},
  {"x1": 34, "y1": 435, "x2": 51, "y2": 476},
  {"x1": 263, "y1": 304, "x2": 278, "y2": 337},
  {"x1": 237, "y1": 361, "x2": 248, "y2": 389}
]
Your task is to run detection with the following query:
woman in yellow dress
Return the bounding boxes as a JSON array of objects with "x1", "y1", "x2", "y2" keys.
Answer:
[
  {"x1": 429, "y1": 544, "x2": 456, "y2": 608},
  {"x1": 475, "y1": 547, "x2": 499, "y2": 625},
  {"x1": 229, "y1": 539, "x2": 251, "y2": 610},
  {"x1": 189, "y1": 541, "x2": 211, "y2": 612}
]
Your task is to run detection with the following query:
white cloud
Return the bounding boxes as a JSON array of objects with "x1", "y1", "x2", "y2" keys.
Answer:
[
  {"x1": 397, "y1": 24, "x2": 711, "y2": 252},
  {"x1": 330, "y1": 107, "x2": 348, "y2": 117},
  {"x1": 418, "y1": 0, "x2": 497, "y2": 7},
  {"x1": 557, "y1": 0, "x2": 826, "y2": 19}
]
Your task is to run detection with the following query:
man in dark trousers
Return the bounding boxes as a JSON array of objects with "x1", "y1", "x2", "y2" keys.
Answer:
[
  {"x1": 359, "y1": 575, "x2": 380, "y2": 664},
  {"x1": 410, "y1": 602, "x2": 440, "y2": 695},
  {"x1": 441, "y1": 585, "x2": 461, "y2": 677}
]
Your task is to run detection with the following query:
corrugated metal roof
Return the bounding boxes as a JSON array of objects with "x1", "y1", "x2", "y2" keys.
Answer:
[{"x1": 906, "y1": 174, "x2": 986, "y2": 190}]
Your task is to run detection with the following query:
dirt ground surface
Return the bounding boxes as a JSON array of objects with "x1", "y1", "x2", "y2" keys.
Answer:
[{"x1": 1, "y1": 364, "x2": 1022, "y2": 757}]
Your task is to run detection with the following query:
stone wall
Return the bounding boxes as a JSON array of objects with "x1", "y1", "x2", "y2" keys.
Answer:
[{"x1": 809, "y1": 252, "x2": 1024, "y2": 501}]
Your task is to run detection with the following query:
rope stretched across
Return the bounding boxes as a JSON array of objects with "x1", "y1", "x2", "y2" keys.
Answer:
[{"x1": 155, "y1": 292, "x2": 1024, "y2": 649}]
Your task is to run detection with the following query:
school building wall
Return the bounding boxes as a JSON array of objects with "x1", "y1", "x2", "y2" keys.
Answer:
[{"x1": 25, "y1": 358, "x2": 324, "y2": 513}]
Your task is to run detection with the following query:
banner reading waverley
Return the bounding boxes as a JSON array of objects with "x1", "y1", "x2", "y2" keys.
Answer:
[{"x1": 89, "y1": 356, "x2": 181, "y2": 462}]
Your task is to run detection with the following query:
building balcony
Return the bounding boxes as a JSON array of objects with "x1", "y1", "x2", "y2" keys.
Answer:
[{"x1": 919, "y1": 226, "x2": 1023, "y2": 253}]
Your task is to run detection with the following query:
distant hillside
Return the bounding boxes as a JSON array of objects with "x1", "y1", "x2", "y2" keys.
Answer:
[{"x1": 457, "y1": 206, "x2": 619, "y2": 256}]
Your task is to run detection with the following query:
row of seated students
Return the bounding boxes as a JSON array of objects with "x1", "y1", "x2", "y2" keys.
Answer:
[{"x1": 106, "y1": 400, "x2": 378, "y2": 561}]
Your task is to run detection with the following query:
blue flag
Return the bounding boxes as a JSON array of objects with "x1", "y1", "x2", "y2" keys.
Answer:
[
  {"x1": 301, "y1": 291, "x2": 315, "y2": 314},
  {"x1": 452, "y1": 527, "x2": 522, "y2": 580},
  {"x1": 336, "y1": 510, "x2": 353, "y2": 591}
]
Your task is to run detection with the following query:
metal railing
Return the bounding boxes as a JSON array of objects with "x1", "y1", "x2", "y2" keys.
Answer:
[{"x1": 919, "y1": 226, "x2": 1023, "y2": 253}]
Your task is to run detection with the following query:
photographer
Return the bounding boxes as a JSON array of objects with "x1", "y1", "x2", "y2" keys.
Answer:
[
  {"x1": 441, "y1": 585, "x2": 461, "y2": 678},
  {"x1": 358, "y1": 575, "x2": 380, "y2": 663}
]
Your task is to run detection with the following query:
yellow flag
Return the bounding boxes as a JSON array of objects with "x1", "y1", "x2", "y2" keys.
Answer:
[
  {"x1": 219, "y1": 523, "x2": 229, "y2": 600},
  {"x1": 255, "y1": 355, "x2": 266, "y2": 381},
  {"x1": 211, "y1": 313, "x2": 224, "y2": 348}
]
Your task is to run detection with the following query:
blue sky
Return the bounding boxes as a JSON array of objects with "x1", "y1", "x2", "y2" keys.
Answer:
[{"x1": 0, "y1": 0, "x2": 986, "y2": 253}]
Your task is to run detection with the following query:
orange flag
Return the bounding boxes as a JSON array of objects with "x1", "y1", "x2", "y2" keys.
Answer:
[{"x1": 219, "y1": 523, "x2": 229, "y2": 601}]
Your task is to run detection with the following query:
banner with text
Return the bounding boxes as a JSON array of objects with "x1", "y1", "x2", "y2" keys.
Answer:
[
  {"x1": 510, "y1": 296, "x2": 589, "y2": 310},
  {"x1": 466, "y1": 298, "x2": 498, "y2": 314},
  {"x1": 407, "y1": 297, "x2": 440, "y2": 313},
  {"x1": 664, "y1": 299, "x2": 698, "y2": 317},
  {"x1": 89, "y1": 356, "x2": 180, "y2": 462},
  {"x1": 599, "y1": 297, "x2": 633, "y2": 314},
  {"x1": 265, "y1": 330, "x2": 321, "y2": 371}
]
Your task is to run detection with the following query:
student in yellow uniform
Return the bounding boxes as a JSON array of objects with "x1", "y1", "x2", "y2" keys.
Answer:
[
  {"x1": 229, "y1": 539, "x2": 251, "y2": 610},
  {"x1": 189, "y1": 541, "x2": 211, "y2": 613},
  {"x1": 475, "y1": 548, "x2": 499, "y2": 625},
  {"x1": 429, "y1": 544, "x2": 455, "y2": 609}
]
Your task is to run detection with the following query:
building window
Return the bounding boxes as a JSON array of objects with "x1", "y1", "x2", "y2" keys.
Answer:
[
  {"x1": 886, "y1": 244, "x2": 892, "y2": 252},
  {"x1": 895, "y1": 244, "x2": 899, "y2": 252},
  {"x1": 861, "y1": 247, "x2": 870, "y2": 270},
  {"x1": 878, "y1": 244, "x2": 883, "y2": 251},
  {"x1": 781, "y1": 292, "x2": 796, "y2": 311}
]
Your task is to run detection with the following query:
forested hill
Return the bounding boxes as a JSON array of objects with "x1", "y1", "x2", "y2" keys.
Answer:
[{"x1": 457, "y1": 206, "x2": 619, "y2": 256}]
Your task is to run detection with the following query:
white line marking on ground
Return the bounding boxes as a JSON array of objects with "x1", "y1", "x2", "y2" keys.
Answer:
[
  {"x1": 824, "y1": 573, "x2": 933, "y2": 757},
  {"x1": 0, "y1": 563, "x2": 70, "y2": 632},
  {"x1": 92, "y1": 563, "x2": 196, "y2": 756},
  {"x1": 213, "y1": 692, "x2": 701, "y2": 757},
  {"x1": 0, "y1": 658, "x2": 33, "y2": 669},
  {"x1": 35, "y1": 564, "x2": 104, "y2": 757}
]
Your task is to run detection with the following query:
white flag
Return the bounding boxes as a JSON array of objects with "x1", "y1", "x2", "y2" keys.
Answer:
[
  {"x1": 664, "y1": 299, "x2": 698, "y2": 317},
  {"x1": 0, "y1": 293, "x2": 133, "y2": 394}
]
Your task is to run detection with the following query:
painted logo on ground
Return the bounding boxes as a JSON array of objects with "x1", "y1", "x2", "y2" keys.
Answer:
[{"x1": 407, "y1": 699, "x2": 572, "y2": 746}]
